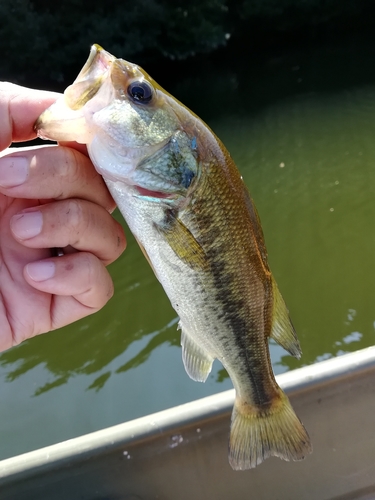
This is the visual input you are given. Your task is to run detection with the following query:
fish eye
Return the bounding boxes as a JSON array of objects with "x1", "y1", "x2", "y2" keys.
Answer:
[{"x1": 127, "y1": 81, "x2": 153, "y2": 104}]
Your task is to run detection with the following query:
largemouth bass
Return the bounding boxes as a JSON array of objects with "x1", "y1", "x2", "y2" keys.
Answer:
[{"x1": 35, "y1": 45, "x2": 312, "y2": 469}]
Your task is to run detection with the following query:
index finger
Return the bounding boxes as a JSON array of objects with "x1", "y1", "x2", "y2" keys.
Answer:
[{"x1": 0, "y1": 83, "x2": 60, "y2": 151}]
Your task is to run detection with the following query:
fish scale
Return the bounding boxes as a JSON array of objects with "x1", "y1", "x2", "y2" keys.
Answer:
[
  {"x1": 187, "y1": 161, "x2": 275, "y2": 404},
  {"x1": 35, "y1": 44, "x2": 312, "y2": 470}
]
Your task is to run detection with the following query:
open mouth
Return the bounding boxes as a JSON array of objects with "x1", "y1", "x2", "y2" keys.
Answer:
[{"x1": 134, "y1": 186, "x2": 173, "y2": 199}]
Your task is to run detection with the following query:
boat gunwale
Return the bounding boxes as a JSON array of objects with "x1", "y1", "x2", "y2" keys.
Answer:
[{"x1": 1, "y1": 345, "x2": 375, "y2": 485}]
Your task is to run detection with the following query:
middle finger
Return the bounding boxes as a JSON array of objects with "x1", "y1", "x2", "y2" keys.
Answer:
[
  {"x1": 0, "y1": 145, "x2": 115, "y2": 212},
  {"x1": 10, "y1": 199, "x2": 126, "y2": 265}
]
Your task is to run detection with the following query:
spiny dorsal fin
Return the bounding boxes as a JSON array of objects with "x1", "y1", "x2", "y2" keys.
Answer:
[
  {"x1": 180, "y1": 322, "x2": 214, "y2": 382},
  {"x1": 270, "y1": 277, "x2": 301, "y2": 359}
]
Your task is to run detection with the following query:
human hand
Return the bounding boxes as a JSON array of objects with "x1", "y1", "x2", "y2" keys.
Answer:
[{"x1": 0, "y1": 83, "x2": 126, "y2": 352}]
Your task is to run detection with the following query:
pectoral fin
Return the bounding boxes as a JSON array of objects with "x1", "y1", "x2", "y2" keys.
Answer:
[
  {"x1": 155, "y1": 210, "x2": 208, "y2": 271},
  {"x1": 270, "y1": 278, "x2": 302, "y2": 359},
  {"x1": 180, "y1": 324, "x2": 214, "y2": 382}
]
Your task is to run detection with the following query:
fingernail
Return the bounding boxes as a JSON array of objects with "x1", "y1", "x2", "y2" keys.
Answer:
[
  {"x1": 11, "y1": 211, "x2": 43, "y2": 239},
  {"x1": 26, "y1": 261, "x2": 56, "y2": 281},
  {"x1": 0, "y1": 156, "x2": 28, "y2": 187}
]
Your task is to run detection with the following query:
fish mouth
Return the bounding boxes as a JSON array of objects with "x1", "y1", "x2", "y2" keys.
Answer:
[
  {"x1": 34, "y1": 44, "x2": 116, "y2": 143},
  {"x1": 134, "y1": 186, "x2": 174, "y2": 199},
  {"x1": 64, "y1": 44, "x2": 115, "y2": 111}
]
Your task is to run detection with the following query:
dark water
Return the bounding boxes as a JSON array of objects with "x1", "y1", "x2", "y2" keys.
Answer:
[{"x1": 1, "y1": 39, "x2": 375, "y2": 459}]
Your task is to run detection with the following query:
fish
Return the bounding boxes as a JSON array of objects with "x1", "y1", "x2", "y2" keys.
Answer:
[{"x1": 35, "y1": 44, "x2": 312, "y2": 470}]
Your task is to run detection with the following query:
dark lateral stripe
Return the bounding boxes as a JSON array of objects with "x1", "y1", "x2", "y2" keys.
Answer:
[{"x1": 209, "y1": 252, "x2": 272, "y2": 407}]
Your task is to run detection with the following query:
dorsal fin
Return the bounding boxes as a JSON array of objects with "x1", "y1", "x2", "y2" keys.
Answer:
[{"x1": 270, "y1": 278, "x2": 301, "y2": 359}]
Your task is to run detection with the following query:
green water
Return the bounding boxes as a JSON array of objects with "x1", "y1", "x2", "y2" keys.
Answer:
[{"x1": 1, "y1": 40, "x2": 375, "y2": 459}]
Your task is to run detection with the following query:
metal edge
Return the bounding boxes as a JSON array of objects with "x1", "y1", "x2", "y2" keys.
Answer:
[{"x1": 1, "y1": 345, "x2": 375, "y2": 481}]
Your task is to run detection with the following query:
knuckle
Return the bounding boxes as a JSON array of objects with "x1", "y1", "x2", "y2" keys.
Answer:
[
  {"x1": 65, "y1": 199, "x2": 84, "y2": 233},
  {"x1": 57, "y1": 147, "x2": 84, "y2": 189}
]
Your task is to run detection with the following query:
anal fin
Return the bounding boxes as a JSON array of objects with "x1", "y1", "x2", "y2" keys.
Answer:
[
  {"x1": 270, "y1": 277, "x2": 302, "y2": 359},
  {"x1": 180, "y1": 323, "x2": 214, "y2": 382}
]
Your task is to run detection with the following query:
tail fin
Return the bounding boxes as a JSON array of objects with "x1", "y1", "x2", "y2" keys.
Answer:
[{"x1": 229, "y1": 390, "x2": 312, "y2": 470}]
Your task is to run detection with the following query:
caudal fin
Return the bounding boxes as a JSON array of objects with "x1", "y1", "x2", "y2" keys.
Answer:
[{"x1": 229, "y1": 390, "x2": 312, "y2": 470}]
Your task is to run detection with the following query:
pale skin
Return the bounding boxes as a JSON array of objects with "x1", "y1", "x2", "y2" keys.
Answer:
[{"x1": 0, "y1": 83, "x2": 126, "y2": 352}]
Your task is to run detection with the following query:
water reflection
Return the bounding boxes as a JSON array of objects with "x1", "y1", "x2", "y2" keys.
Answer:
[
  {"x1": 87, "y1": 317, "x2": 180, "y2": 392},
  {"x1": 116, "y1": 317, "x2": 179, "y2": 375},
  {"x1": 0, "y1": 284, "x2": 179, "y2": 397}
]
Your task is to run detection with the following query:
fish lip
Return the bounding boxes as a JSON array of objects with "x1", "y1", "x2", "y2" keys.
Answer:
[
  {"x1": 78, "y1": 44, "x2": 115, "y2": 80},
  {"x1": 133, "y1": 186, "x2": 174, "y2": 199}
]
